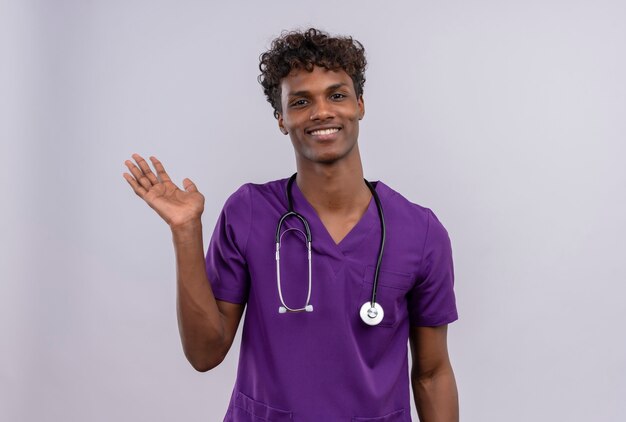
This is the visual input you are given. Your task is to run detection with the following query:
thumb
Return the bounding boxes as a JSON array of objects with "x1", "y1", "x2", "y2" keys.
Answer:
[{"x1": 182, "y1": 178, "x2": 198, "y2": 192}]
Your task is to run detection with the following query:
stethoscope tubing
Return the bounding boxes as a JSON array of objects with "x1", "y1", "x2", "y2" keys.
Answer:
[
  {"x1": 275, "y1": 224, "x2": 313, "y2": 313},
  {"x1": 275, "y1": 175, "x2": 314, "y2": 313},
  {"x1": 364, "y1": 179, "x2": 385, "y2": 308}
]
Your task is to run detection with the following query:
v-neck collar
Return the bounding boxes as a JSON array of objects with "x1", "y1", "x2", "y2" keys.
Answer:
[{"x1": 288, "y1": 178, "x2": 384, "y2": 260}]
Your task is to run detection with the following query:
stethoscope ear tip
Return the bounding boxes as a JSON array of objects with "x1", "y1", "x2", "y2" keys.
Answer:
[{"x1": 278, "y1": 305, "x2": 313, "y2": 313}]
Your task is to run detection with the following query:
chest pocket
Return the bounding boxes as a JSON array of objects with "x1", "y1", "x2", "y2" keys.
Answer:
[
  {"x1": 353, "y1": 408, "x2": 406, "y2": 421},
  {"x1": 233, "y1": 391, "x2": 293, "y2": 422},
  {"x1": 358, "y1": 266, "x2": 414, "y2": 328}
]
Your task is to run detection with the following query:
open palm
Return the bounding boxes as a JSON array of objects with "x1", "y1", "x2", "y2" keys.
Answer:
[{"x1": 123, "y1": 153, "x2": 205, "y2": 228}]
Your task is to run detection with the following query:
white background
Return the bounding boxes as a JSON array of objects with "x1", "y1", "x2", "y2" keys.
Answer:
[{"x1": 2, "y1": 0, "x2": 625, "y2": 421}]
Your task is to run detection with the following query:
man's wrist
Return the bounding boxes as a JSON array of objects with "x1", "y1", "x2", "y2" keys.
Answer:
[{"x1": 171, "y1": 218, "x2": 203, "y2": 241}]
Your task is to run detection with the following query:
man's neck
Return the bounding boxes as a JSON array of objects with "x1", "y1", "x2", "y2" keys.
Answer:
[{"x1": 295, "y1": 161, "x2": 371, "y2": 216}]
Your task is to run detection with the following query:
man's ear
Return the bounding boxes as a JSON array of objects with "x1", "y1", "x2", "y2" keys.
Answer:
[
  {"x1": 358, "y1": 95, "x2": 365, "y2": 120},
  {"x1": 277, "y1": 113, "x2": 288, "y2": 135}
]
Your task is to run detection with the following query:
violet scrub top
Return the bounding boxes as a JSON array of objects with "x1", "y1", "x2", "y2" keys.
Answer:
[{"x1": 205, "y1": 178, "x2": 458, "y2": 422}]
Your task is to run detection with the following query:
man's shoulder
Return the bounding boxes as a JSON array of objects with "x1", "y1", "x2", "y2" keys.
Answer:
[
  {"x1": 376, "y1": 180, "x2": 453, "y2": 237},
  {"x1": 376, "y1": 180, "x2": 432, "y2": 217},
  {"x1": 224, "y1": 177, "x2": 288, "y2": 207},
  {"x1": 236, "y1": 177, "x2": 288, "y2": 198},
  {"x1": 246, "y1": 177, "x2": 289, "y2": 192}
]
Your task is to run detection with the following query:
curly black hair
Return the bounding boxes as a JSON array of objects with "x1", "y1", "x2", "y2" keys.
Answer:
[{"x1": 258, "y1": 28, "x2": 367, "y2": 119}]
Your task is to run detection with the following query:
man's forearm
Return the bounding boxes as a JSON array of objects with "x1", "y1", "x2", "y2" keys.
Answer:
[
  {"x1": 411, "y1": 366, "x2": 459, "y2": 422},
  {"x1": 172, "y1": 219, "x2": 225, "y2": 371}
]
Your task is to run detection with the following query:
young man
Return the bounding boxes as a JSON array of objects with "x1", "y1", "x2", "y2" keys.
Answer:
[{"x1": 123, "y1": 28, "x2": 458, "y2": 421}]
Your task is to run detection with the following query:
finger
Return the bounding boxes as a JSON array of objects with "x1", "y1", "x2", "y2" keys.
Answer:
[
  {"x1": 124, "y1": 160, "x2": 152, "y2": 190},
  {"x1": 149, "y1": 156, "x2": 172, "y2": 183},
  {"x1": 124, "y1": 159, "x2": 152, "y2": 191},
  {"x1": 131, "y1": 153, "x2": 159, "y2": 185},
  {"x1": 122, "y1": 172, "x2": 147, "y2": 198},
  {"x1": 182, "y1": 178, "x2": 198, "y2": 192}
]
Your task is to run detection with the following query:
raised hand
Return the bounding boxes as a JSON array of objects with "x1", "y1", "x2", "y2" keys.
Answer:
[{"x1": 123, "y1": 154, "x2": 205, "y2": 229}]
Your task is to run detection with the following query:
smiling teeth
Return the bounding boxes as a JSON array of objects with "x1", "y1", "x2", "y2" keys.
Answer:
[{"x1": 311, "y1": 128, "x2": 339, "y2": 136}]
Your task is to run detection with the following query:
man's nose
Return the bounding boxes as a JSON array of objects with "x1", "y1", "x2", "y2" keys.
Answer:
[{"x1": 310, "y1": 100, "x2": 335, "y2": 121}]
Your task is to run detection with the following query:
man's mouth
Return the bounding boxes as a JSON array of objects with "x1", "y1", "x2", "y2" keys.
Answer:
[{"x1": 309, "y1": 128, "x2": 340, "y2": 136}]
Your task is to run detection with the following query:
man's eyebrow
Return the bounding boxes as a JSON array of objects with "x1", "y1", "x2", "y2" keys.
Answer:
[
  {"x1": 326, "y1": 82, "x2": 349, "y2": 91},
  {"x1": 286, "y1": 83, "x2": 350, "y2": 98},
  {"x1": 287, "y1": 90, "x2": 311, "y2": 98}
]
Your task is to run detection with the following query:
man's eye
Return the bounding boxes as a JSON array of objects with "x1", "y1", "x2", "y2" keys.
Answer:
[
  {"x1": 290, "y1": 99, "x2": 307, "y2": 107},
  {"x1": 331, "y1": 93, "x2": 346, "y2": 100}
]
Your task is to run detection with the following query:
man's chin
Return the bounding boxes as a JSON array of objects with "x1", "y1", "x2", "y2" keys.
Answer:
[
  {"x1": 299, "y1": 143, "x2": 357, "y2": 166},
  {"x1": 310, "y1": 152, "x2": 344, "y2": 165}
]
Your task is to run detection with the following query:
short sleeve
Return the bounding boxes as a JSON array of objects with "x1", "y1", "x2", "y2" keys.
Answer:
[
  {"x1": 407, "y1": 209, "x2": 458, "y2": 326},
  {"x1": 205, "y1": 184, "x2": 252, "y2": 304}
]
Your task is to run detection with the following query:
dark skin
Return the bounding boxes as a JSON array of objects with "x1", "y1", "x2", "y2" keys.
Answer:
[
  {"x1": 122, "y1": 154, "x2": 244, "y2": 371},
  {"x1": 410, "y1": 325, "x2": 459, "y2": 421},
  {"x1": 277, "y1": 65, "x2": 370, "y2": 244},
  {"x1": 123, "y1": 65, "x2": 458, "y2": 421}
]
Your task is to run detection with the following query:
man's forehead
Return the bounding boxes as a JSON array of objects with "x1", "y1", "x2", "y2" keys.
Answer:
[{"x1": 280, "y1": 66, "x2": 353, "y2": 94}]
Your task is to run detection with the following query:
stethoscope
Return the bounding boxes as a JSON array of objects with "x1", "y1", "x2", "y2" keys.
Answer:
[{"x1": 275, "y1": 173, "x2": 386, "y2": 326}]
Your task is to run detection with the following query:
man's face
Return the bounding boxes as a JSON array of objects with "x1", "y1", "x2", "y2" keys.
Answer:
[{"x1": 277, "y1": 66, "x2": 365, "y2": 166}]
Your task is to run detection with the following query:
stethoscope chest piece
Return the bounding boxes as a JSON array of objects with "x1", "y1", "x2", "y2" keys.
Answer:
[{"x1": 359, "y1": 301, "x2": 384, "y2": 326}]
